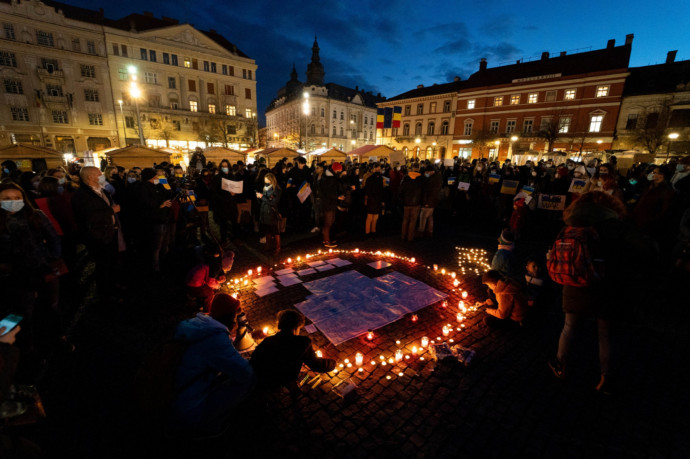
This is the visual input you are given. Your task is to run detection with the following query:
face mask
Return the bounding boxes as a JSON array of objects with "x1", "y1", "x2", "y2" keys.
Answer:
[
  {"x1": 127, "y1": 177, "x2": 137, "y2": 184},
  {"x1": 424, "y1": 172, "x2": 431, "y2": 178},
  {"x1": 153, "y1": 178, "x2": 160, "y2": 185},
  {"x1": 1, "y1": 200, "x2": 24, "y2": 213},
  {"x1": 677, "y1": 164, "x2": 686, "y2": 172},
  {"x1": 58, "y1": 177, "x2": 66, "y2": 185},
  {"x1": 221, "y1": 167, "x2": 229, "y2": 174},
  {"x1": 647, "y1": 172, "x2": 655, "y2": 181},
  {"x1": 599, "y1": 172, "x2": 608, "y2": 177},
  {"x1": 57, "y1": 185, "x2": 64, "y2": 194},
  {"x1": 2, "y1": 168, "x2": 8, "y2": 174},
  {"x1": 567, "y1": 165, "x2": 574, "y2": 170},
  {"x1": 97, "y1": 175, "x2": 106, "y2": 186},
  {"x1": 175, "y1": 173, "x2": 183, "y2": 178}
]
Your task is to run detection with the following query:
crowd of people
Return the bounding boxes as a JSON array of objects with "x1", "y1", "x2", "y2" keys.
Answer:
[{"x1": 1, "y1": 146, "x2": 690, "y2": 441}]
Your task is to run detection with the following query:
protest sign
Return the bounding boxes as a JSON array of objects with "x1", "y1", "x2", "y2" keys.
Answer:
[
  {"x1": 500, "y1": 180, "x2": 519, "y2": 195},
  {"x1": 447, "y1": 177, "x2": 457, "y2": 186},
  {"x1": 457, "y1": 182, "x2": 470, "y2": 191},
  {"x1": 488, "y1": 174, "x2": 500, "y2": 184},
  {"x1": 537, "y1": 194, "x2": 566, "y2": 211},
  {"x1": 221, "y1": 178, "x2": 243, "y2": 194},
  {"x1": 444, "y1": 158, "x2": 455, "y2": 167},
  {"x1": 389, "y1": 151, "x2": 405, "y2": 165},
  {"x1": 521, "y1": 185, "x2": 535, "y2": 195},
  {"x1": 568, "y1": 178, "x2": 587, "y2": 194},
  {"x1": 297, "y1": 181, "x2": 311, "y2": 203}
]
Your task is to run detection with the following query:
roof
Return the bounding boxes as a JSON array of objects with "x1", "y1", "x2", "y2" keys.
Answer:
[
  {"x1": 267, "y1": 82, "x2": 385, "y2": 112},
  {"x1": 0, "y1": 144, "x2": 62, "y2": 159},
  {"x1": 255, "y1": 148, "x2": 300, "y2": 157},
  {"x1": 623, "y1": 59, "x2": 690, "y2": 96},
  {"x1": 385, "y1": 80, "x2": 466, "y2": 102},
  {"x1": 349, "y1": 145, "x2": 395, "y2": 157},
  {"x1": 106, "y1": 145, "x2": 170, "y2": 158}
]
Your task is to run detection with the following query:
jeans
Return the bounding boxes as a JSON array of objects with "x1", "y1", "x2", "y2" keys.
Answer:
[
  {"x1": 401, "y1": 206, "x2": 421, "y2": 241},
  {"x1": 557, "y1": 312, "x2": 611, "y2": 376},
  {"x1": 322, "y1": 210, "x2": 336, "y2": 244},
  {"x1": 418, "y1": 207, "x2": 435, "y2": 234}
]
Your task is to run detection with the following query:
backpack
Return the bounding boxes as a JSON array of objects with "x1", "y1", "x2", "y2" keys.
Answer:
[{"x1": 547, "y1": 226, "x2": 604, "y2": 287}]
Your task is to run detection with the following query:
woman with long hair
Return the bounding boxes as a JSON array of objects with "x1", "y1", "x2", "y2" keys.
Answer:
[{"x1": 257, "y1": 173, "x2": 282, "y2": 255}]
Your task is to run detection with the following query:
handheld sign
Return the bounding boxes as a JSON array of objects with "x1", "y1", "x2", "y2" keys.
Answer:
[
  {"x1": 297, "y1": 181, "x2": 311, "y2": 203},
  {"x1": 537, "y1": 194, "x2": 566, "y2": 211},
  {"x1": 457, "y1": 182, "x2": 470, "y2": 191},
  {"x1": 221, "y1": 178, "x2": 243, "y2": 194},
  {"x1": 568, "y1": 178, "x2": 587, "y2": 194},
  {"x1": 500, "y1": 179, "x2": 519, "y2": 195},
  {"x1": 488, "y1": 173, "x2": 500, "y2": 184},
  {"x1": 447, "y1": 177, "x2": 457, "y2": 186}
]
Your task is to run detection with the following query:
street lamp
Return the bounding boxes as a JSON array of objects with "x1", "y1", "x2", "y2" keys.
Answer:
[
  {"x1": 415, "y1": 137, "x2": 421, "y2": 160},
  {"x1": 129, "y1": 81, "x2": 145, "y2": 146},
  {"x1": 116, "y1": 99, "x2": 124, "y2": 147},
  {"x1": 508, "y1": 135, "x2": 518, "y2": 161},
  {"x1": 302, "y1": 92, "x2": 310, "y2": 152},
  {"x1": 493, "y1": 140, "x2": 500, "y2": 161},
  {"x1": 667, "y1": 132, "x2": 680, "y2": 162}
]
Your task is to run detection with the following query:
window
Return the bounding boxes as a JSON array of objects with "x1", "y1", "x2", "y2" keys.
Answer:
[
  {"x1": 490, "y1": 120, "x2": 499, "y2": 134},
  {"x1": 528, "y1": 93, "x2": 538, "y2": 104},
  {"x1": 430, "y1": 102, "x2": 437, "y2": 113},
  {"x1": 144, "y1": 72, "x2": 158, "y2": 84},
  {"x1": 163, "y1": 53, "x2": 169, "y2": 64},
  {"x1": 168, "y1": 77, "x2": 176, "y2": 89},
  {"x1": 333, "y1": 126, "x2": 337, "y2": 135},
  {"x1": 404, "y1": 105, "x2": 411, "y2": 116},
  {"x1": 184, "y1": 58, "x2": 191, "y2": 68},
  {"x1": 245, "y1": 109, "x2": 253, "y2": 118},
  {"x1": 172, "y1": 120, "x2": 181, "y2": 131},
  {"x1": 463, "y1": 121, "x2": 473, "y2": 136},
  {"x1": 148, "y1": 95, "x2": 161, "y2": 108},
  {"x1": 493, "y1": 96, "x2": 503, "y2": 106},
  {"x1": 245, "y1": 88, "x2": 251, "y2": 99},
  {"x1": 0, "y1": 51, "x2": 17, "y2": 67},
  {"x1": 332, "y1": 110, "x2": 337, "y2": 119},
  {"x1": 403, "y1": 124, "x2": 410, "y2": 136},
  {"x1": 415, "y1": 122, "x2": 422, "y2": 135},
  {"x1": 170, "y1": 102, "x2": 178, "y2": 110},
  {"x1": 441, "y1": 121, "x2": 449, "y2": 135},
  {"x1": 10, "y1": 107, "x2": 29, "y2": 121},
  {"x1": 189, "y1": 100, "x2": 198, "y2": 112},
  {"x1": 506, "y1": 120, "x2": 516, "y2": 134},
  {"x1": 125, "y1": 116, "x2": 135, "y2": 128},
  {"x1": 140, "y1": 48, "x2": 148, "y2": 60},
  {"x1": 321, "y1": 108, "x2": 325, "y2": 117},
  {"x1": 417, "y1": 104, "x2": 423, "y2": 115},
  {"x1": 208, "y1": 104, "x2": 216, "y2": 114},
  {"x1": 222, "y1": 64, "x2": 228, "y2": 75},
  {"x1": 224, "y1": 85, "x2": 234, "y2": 96},
  {"x1": 118, "y1": 68, "x2": 128, "y2": 80},
  {"x1": 228, "y1": 66, "x2": 234, "y2": 76},
  {"x1": 523, "y1": 119, "x2": 533, "y2": 133},
  {"x1": 226, "y1": 125, "x2": 237, "y2": 135},
  {"x1": 248, "y1": 70, "x2": 252, "y2": 80},
  {"x1": 52, "y1": 110, "x2": 68, "y2": 123},
  {"x1": 340, "y1": 127, "x2": 344, "y2": 136},
  {"x1": 589, "y1": 115, "x2": 603, "y2": 132},
  {"x1": 188, "y1": 80, "x2": 196, "y2": 92},
  {"x1": 340, "y1": 111, "x2": 344, "y2": 120},
  {"x1": 84, "y1": 89, "x2": 99, "y2": 102},
  {"x1": 625, "y1": 114, "x2": 638, "y2": 130},
  {"x1": 88, "y1": 113, "x2": 103, "y2": 125},
  {"x1": 36, "y1": 31, "x2": 54, "y2": 47},
  {"x1": 444, "y1": 100, "x2": 451, "y2": 112},
  {"x1": 203, "y1": 61, "x2": 209, "y2": 72},
  {"x1": 427, "y1": 122, "x2": 435, "y2": 135},
  {"x1": 149, "y1": 50, "x2": 156, "y2": 62},
  {"x1": 225, "y1": 105, "x2": 236, "y2": 116},
  {"x1": 545, "y1": 90, "x2": 556, "y2": 102},
  {"x1": 510, "y1": 95, "x2": 520, "y2": 105},
  {"x1": 596, "y1": 85, "x2": 609, "y2": 97},
  {"x1": 80, "y1": 65, "x2": 96, "y2": 78},
  {"x1": 41, "y1": 58, "x2": 58, "y2": 72},
  {"x1": 112, "y1": 43, "x2": 119, "y2": 56},
  {"x1": 149, "y1": 118, "x2": 160, "y2": 129},
  {"x1": 558, "y1": 116, "x2": 571, "y2": 133},
  {"x1": 211, "y1": 63, "x2": 217, "y2": 73},
  {"x1": 207, "y1": 82, "x2": 215, "y2": 94},
  {"x1": 564, "y1": 89, "x2": 576, "y2": 100},
  {"x1": 171, "y1": 54, "x2": 177, "y2": 66},
  {"x1": 46, "y1": 84, "x2": 63, "y2": 97},
  {"x1": 4, "y1": 79, "x2": 22, "y2": 94},
  {"x1": 121, "y1": 45, "x2": 128, "y2": 57},
  {"x1": 540, "y1": 117, "x2": 552, "y2": 132},
  {"x1": 242, "y1": 69, "x2": 247, "y2": 79},
  {"x1": 86, "y1": 41, "x2": 96, "y2": 55},
  {"x1": 3, "y1": 24, "x2": 15, "y2": 40},
  {"x1": 72, "y1": 39, "x2": 82, "y2": 52}
]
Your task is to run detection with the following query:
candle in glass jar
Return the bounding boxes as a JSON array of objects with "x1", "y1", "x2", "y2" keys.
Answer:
[
  {"x1": 442, "y1": 325, "x2": 450, "y2": 337},
  {"x1": 355, "y1": 352, "x2": 364, "y2": 366},
  {"x1": 395, "y1": 350, "x2": 403, "y2": 362},
  {"x1": 453, "y1": 280, "x2": 460, "y2": 287},
  {"x1": 257, "y1": 266, "x2": 262, "y2": 274},
  {"x1": 421, "y1": 336, "x2": 429, "y2": 347},
  {"x1": 411, "y1": 314, "x2": 418, "y2": 323},
  {"x1": 366, "y1": 330, "x2": 374, "y2": 341},
  {"x1": 287, "y1": 257, "x2": 292, "y2": 263},
  {"x1": 411, "y1": 346, "x2": 418, "y2": 355},
  {"x1": 462, "y1": 291, "x2": 468, "y2": 299},
  {"x1": 451, "y1": 272, "x2": 456, "y2": 279},
  {"x1": 248, "y1": 269, "x2": 253, "y2": 276},
  {"x1": 456, "y1": 313, "x2": 463, "y2": 322},
  {"x1": 262, "y1": 326, "x2": 270, "y2": 336},
  {"x1": 433, "y1": 264, "x2": 438, "y2": 271},
  {"x1": 410, "y1": 257, "x2": 416, "y2": 263},
  {"x1": 316, "y1": 350, "x2": 323, "y2": 358}
]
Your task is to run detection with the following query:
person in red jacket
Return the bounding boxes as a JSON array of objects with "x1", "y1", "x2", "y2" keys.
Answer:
[{"x1": 480, "y1": 269, "x2": 528, "y2": 329}]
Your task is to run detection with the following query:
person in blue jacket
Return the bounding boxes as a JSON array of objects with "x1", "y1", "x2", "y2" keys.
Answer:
[{"x1": 171, "y1": 293, "x2": 255, "y2": 434}]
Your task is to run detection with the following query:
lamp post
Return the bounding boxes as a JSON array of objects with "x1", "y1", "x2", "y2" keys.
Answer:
[
  {"x1": 116, "y1": 99, "x2": 124, "y2": 146},
  {"x1": 493, "y1": 140, "x2": 500, "y2": 161},
  {"x1": 126, "y1": 67, "x2": 145, "y2": 146},
  {"x1": 667, "y1": 132, "x2": 680, "y2": 162},
  {"x1": 415, "y1": 137, "x2": 421, "y2": 160},
  {"x1": 508, "y1": 135, "x2": 518, "y2": 161},
  {"x1": 302, "y1": 92, "x2": 310, "y2": 152}
]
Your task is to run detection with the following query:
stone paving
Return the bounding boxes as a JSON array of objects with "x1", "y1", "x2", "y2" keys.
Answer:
[{"x1": 37, "y1": 220, "x2": 690, "y2": 458}]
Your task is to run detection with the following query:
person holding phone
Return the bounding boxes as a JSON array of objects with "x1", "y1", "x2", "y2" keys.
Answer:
[{"x1": 256, "y1": 173, "x2": 282, "y2": 255}]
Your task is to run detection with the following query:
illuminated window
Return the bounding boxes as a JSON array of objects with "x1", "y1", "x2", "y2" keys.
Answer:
[
  {"x1": 467, "y1": 99, "x2": 475, "y2": 109},
  {"x1": 558, "y1": 116, "x2": 571, "y2": 133},
  {"x1": 463, "y1": 121, "x2": 473, "y2": 136},
  {"x1": 493, "y1": 96, "x2": 503, "y2": 107},
  {"x1": 184, "y1": 58, "x2": 191, "y2": 68},
  {"x1": 589, "y1": 115, "x2": 603, "y2": 132},
  {"x1": 225, "y1": 105, "x2": 236, "y2": 116},
  {"x1": 510, "y1": 95, "x2": 520, "y2": 105},
  {"x1": 506, "y1": 120, "x2": 516, "y2": 133},
  {"x1": 564, "y1": 89, "x2": 576, "y2": 100},
  {"x1": 429, "y1": 102, "x2": 437, "y2": 113},
  {"x1": 208, "y1": 104, "x2": 216, "y2": 114},
  {"x1": 245, "y1": 109, "x2": 253, "y2": 118},
  {"x1": 528, "y1": 93, "x2": 538, "y2": 104},
  {"x1": 596, "y1": 85, "x2": 609, "y2": 97},
  {"x1": 489, "y1": 120, "x2": 499, "y2": 133},
  {"x1": 189, "y1": 100, "x2": 198, "y2": 112}
]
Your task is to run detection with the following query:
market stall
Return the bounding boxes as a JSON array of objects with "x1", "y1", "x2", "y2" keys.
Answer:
[
  {"x1": 105, "y1": 145, "x2": 172, "y2": 170},
  {"x1": 254, "y1": 148, "x2": 301, "y2": 167},
  {"x1": 306, "y1": 147, "x2": 347, "y2": 165},
  {"x1": 0, "y1": 144, "x2": 64, "y2": 172},
  {"x1": 349, "y1": 145, "x2": 396, "y2": 163},
  {"x1": 203, "y1": 147, "x2": 246, "y2": 167}
]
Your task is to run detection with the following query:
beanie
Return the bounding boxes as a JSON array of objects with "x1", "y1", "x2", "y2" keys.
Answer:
[
  {"x1": 498, "y1": 229, "x2": 515, "y2": 245},
  {"x1": 141, "y1": 168, "x2": 157, "y2": 182},
  {"x1": 209, "y1": 293, "x2": 241, "y2": 324},
  {"x1": 331, "y1": 162, "x2": 343, "y2": 173}
]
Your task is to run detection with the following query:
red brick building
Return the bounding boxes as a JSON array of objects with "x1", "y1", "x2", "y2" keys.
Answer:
[{"x1": 453, "y1": 35, "x2": 633, "y2": 161}]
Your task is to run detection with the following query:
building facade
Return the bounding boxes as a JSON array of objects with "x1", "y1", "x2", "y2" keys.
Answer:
[
  {"x1": 613, "y1": 53, "x2": 690, "y2": 157},
  {"x1": 266, "y1": 39, "x2": 384, "y2": 153},
  {"x1": 376, "y1": 80, "x2": 462, "y2": 160},
  {"x1": 453, "y1": 35, "x2": 633, "y2": 161},
  {"x1": 0, "y1": 0, "x2": 257, "y2": 155}
]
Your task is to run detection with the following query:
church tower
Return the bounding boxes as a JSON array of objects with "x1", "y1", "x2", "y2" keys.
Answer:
[{"x1": 305, "y1": 37, "x2": 325, "y2": 85}]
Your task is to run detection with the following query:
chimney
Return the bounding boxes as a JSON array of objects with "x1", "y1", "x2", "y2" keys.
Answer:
[
  {"x1": 417, "y1": 84, "x2": 424, "y2": 89},
  {"x1": 479, "y1": 58, "x2": 487, "y2": 71},
  {"x1": 606, "y1": 39, "x2": 615, "y2": 49},
  {"x1": 560, "y1": 51, "x2": 567, "y2": 57},
  {"x1": 625, "y1": 34, "x2": 634, "y2": 45},
  {"x1": 209, "y1": 29, "x2": 216, "y2": 34},
  {"x1": 666, "y1": 50, "x2": 678, "y2": 64},
  {"x1": 454, "y1": 76, "x2": 461, "y2": 82},
  {"x1": 516, "y1": 60, "x2": 521, "y2": 64},
  {"x1": 355, "y1": 85, "x2": 359, "y2": 91},
  {"x1": 541, "y1": 51, "x2": 549, "y2": 60},
  {"x1": 143, "y1": 11, "x2": 153, "y2": 17}
]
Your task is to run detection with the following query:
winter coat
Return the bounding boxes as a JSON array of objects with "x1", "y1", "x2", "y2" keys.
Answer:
[
  {"x1": 172, "y1": 314, "x2": 255, "y2": 424},
  {"x1": 259, "y1": 185, "x2": 282, "y2": 227},
  {"x1": 486, "y1": 278, "x2": 528, "y2": 322},
  {"x1": 133, "y1": 181, "x2": 172, "y2": 225},
  {"x1": 71, "y1": 185, "x2": 117, "y2": 244},
  {"x1": 316, "y1": 171, "x2": 339, "y2": 211},
  {"x1": 364, "y1": 172, "x2": 384, "y2": 214},
  {"x1": 399, "y1": 172, "x2": 423, "y2": 207},
  {"x1": 422, "y1": 172, "x2": 443, "y2": 208}
]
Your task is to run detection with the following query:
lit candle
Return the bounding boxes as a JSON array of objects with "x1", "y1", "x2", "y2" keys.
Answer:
[
  {"x1": 354, "y1": 248, "x2": 360, "y2": 253},
  {"x1": 433, "y1": 264, "x2": 438, "y2": 271},
  {"x1": 287, "y1": 257, "x2": 292, "y2": 263},
  {"x1": 231, "y1": 293, "x2": 238, "y2": 299},
  {"x1": 297, "y1": 256, "x2": 301, "y2": 262},
  {"x1": 442, "y1": 301, "x2": 448, "y2": 308},
  {"x1": 398, "y1": 372, "x2": 404, "y2": 377},
  {"x1": 411, "y1": 346, "x2": 418, "y2": 355},
  {"x1": 355, "y1": 353, "x2": 363, "y2": 366},
  {"x1": 386, "y1": 375, "x2": 391, "y2": 380},
  {"x1": 316, "y1": 350, "x2": 323, "y2": 358},
  {"x1": 421, "y1": 336, "x2": 429, "y2": 347},
  {"x1": 257, "y1": 266, "x2": 262, "y2": 274},
  {"x1": 451, "y1": 272, "x2": 456, "y2": 279},
  {"x1": 420, "y1": 357, "x2": 425, "y2": 361},
  {"x1": 405, "y1": 355, "x2": 410, "y2": 360},
  {"x1": 410, "y1": 257, "x2": 416, "y2": 263},
  {"x1": 441, "y1": 268, "x2": 446, "y2": 275},
  {"x1": 456, "y1": 313, "x2": 463, "y2": 322},
  {"x1": 395, "y1": 350, "x2": 403, "y2": 362},
  {"x1": 243, "y1": 279, "x2": 248, "y2": 286},
  {"x1": 411, "y1": 314, "x2": 418, "y2": 323},
  {"x1": 395, "y1": 340, "x2": 401, "y2": 345},
  {"x1": 358, "y1": 368, "x2": 364, "y2": 373},
  {"x1": 366, "y1": 330, "x2": 374, "y2": 341},
  {"x1": 462, "y1": 291, "x2": 468, "y2": 300},
  {"x1": 347, "y1": 363, "x2": 352, "y2": 368},
  {"x1": 370, "y1": 360, "x2": 376, "y2": 365},
  {"x1": 339, "y1": 363, "x2": 344, "y2": 368},
  {"x1": 248, "y1": 269, "x2": 253, "y2": 276},
  {"x1": 442, "y1": 325, "x2": 450, "y2": 337},
  {"x1": 459, "y1": 300, "x2": 465, "y2": 311},
  {"x1": 381, "y1": 361, "x2": 387, "y2": 366},
  {"x1": 344, "y1": 358, "x2": 350, "y2": 364},
  {"x1": 388, "y1": 357, "x2": 394, "y2": 364}
]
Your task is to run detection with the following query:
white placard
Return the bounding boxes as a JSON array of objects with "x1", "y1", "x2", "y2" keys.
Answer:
[{"x1": 221, "y1": 178, "x2": 243, "y2": 194}]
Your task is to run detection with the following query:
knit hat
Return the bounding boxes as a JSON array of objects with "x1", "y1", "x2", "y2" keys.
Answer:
[
  {"x1": 141, "y1": 168, "x2": 157, "y2": 182},
  {"x1": 497, "y1": 229, "x2": 515, "y2": 245},
  {"x1": 209, "y1": 293, "x2": 241, "y2": 324},
  {"x1": 331, "y1": 162, "x2": 343, "y2": 173}
]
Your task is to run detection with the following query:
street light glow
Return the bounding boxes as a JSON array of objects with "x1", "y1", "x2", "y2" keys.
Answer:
[
  {"x1": 129, "y1": 82, "x2": 141, "y2": 99},
  {"x1": 415, "y1": 138, "x2": 421, "y2": 144},
  {"x1": 510, "y1": 136, "x2": 518, "y2": 142},
  {"x1": 127, "y1": 65, "x2": 137, "y2": 74},
  {"x1": 668, "y1": 132, "x2": 680, "y2": 140}
]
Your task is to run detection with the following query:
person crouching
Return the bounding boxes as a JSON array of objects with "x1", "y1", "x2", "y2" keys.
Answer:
[{"x1": 480, "y1": 269, "x2": 528, "y2": 329}]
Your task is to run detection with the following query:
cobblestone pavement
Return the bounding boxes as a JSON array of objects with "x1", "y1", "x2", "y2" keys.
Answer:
[{"x1": 39, "y1": 216, "x2": 690, "y2": 458}]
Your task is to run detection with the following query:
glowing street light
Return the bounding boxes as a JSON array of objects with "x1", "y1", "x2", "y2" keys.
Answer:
[
  {"x1": 507, "y1": 135, "x2": 518, "y2": 160},
  {"x1": 116, "y1": 99, "x2": 124, "y2": 147},
  {"x1": 129, "y1": 80, "x2": 145, "y2": 146},
  {"x1": 667, "y1": 132, "x2": 680, "y2": 161}
]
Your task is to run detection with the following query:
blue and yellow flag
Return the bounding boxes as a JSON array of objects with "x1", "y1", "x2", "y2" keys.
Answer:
[{"x1": 158, "y1": 178, "x2": 171, "y2": 190}]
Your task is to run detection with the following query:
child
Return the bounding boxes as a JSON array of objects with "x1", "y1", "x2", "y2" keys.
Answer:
[
  {"x1": 524, "y1": 257, "x2": 546, "y2": 308},
  {"x1": 479, "y1": 270, "x2": 528, "y2": 329}
]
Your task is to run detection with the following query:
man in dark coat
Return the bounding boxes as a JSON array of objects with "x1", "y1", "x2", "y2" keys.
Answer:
[
  {"x1": 363, "y1": 162, "x2": 384, "y2": 236},
  {"x1": 398, "y1": 164, "x2": 423, "y2": 241},
  {"x1": 71, "y1": 166, "x2": 120, "y2": 297},
  {"x1": 419, "y1": 166, "x2": 443, "y2": 237},
  {"x1": 132, "y1": 168, "x2": 172, "y2": 273},
  {"x1": 285, "y1": 157, "x2": 312, "y2": 231}
]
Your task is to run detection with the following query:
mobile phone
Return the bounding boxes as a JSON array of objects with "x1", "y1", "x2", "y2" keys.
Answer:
[{"x1": 0, "y1": 314, "x2": 22, "y2": 335}]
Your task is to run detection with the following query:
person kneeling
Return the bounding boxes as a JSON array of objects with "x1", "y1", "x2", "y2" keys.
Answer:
[
  {"x1": 250, "y1": 310, "x2": 335, "y2": 395},
  {"x1": 480, "y1": 269, "x2": 528, "y2": 329}
]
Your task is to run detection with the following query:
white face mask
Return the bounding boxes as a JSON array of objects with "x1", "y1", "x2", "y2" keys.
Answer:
[
  {"x1": 153, "y1": 178, "x2": 160, "y2": 185},
  {"x1": 58, "y1": 177, "x2": 66, "y2": 185},
  {"x1": 1, "y1": 200, "x2": 24, "y2": 213},
  {"x1": 647, "y1": 172, "x2": 655, "y2": 181},
  {"x1": 97, "y1": 175, "x2": 106, "y2": 187}
]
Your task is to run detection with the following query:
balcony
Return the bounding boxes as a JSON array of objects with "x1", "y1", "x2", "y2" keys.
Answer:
[
  {"x1": 43, "y1": 94, "x2": 67, "y2": 105},
  {"x1": 37, "y1": 68, "x2": 64, "y2": 81}
]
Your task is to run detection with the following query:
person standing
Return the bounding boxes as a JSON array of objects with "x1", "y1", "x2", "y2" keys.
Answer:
[
  {"x1": 210, "y1": 159, "x2": 238, "y2": 245},
  {"x1": 363, "y1": 162, "x2": 384, "y2": 237},
  {"x1": 257, "y1": 173, "x2": 282, "y2": 255},
  {"x1": 399, "y1": 164, "x2": 423, "y2": 241},
  {"x1": 419, "y1": 166, "x2": 442, "y2": 238}
]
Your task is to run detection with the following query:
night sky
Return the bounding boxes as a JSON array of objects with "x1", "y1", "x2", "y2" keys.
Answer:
[{"x1": 62, "y1": 0, "x2": 689, "y2": 125}]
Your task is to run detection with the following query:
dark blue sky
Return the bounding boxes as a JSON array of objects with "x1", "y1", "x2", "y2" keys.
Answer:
[{"x1": 65, "y1": 0, "x2": 689, "y2": 125}]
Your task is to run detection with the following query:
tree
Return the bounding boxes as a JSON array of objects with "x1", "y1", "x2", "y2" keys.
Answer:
[
  {"x1": 631, "y1": 100, "x2": 673, "y2": 155},
  {"x1": 155, "y1": 119, "x2": 177, "y2": 148},
  {"x1": 471, "y1": 129, "x2": 495, "y2": 159},
  {"x1": 537, "y1": 116, "x2": 561, "y2": 159}
]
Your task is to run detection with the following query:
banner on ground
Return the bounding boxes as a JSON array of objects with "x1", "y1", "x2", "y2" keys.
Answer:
[
  {"x1": 500, "y1": 180, "x2": 519, "y2": 195},
  {"x1": 568, "y1": 178, "x2": 588, "y2": 194},
  {"x1": 221, "y1": 178, "x2": 243, "y2": 194},
  {"x1": 297, "y1": 181, "x2": 311, "y2": 203},
  {"x1": 537, "y1": 194, "x2": 566, "y2": 211}
]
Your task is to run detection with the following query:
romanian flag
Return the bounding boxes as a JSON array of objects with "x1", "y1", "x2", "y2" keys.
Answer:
[
  {"x1": 392, "y1": 106, "x2": 402, "y2": 128},
  {"x1": 376, "y1": 108, "x2": 384, "y2": 129}
]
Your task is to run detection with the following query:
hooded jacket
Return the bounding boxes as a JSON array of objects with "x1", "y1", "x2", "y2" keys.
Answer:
[
  {"x1": 172, "y1": 313, "x2": 255, "y2": 423},
  {"x1": 399, "y1": 171, "x2": 423, "y2": 207},
  {"x1": 486, "y1": 278, "x2": 528, "y2": 322}
]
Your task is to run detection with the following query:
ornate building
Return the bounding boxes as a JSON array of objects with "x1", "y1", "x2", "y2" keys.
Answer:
[{"x1": 265, "y1": 39, "x2": 384, "y2": 152}]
